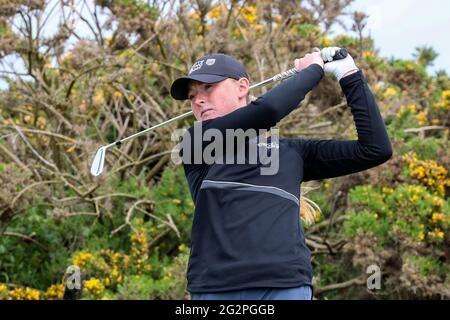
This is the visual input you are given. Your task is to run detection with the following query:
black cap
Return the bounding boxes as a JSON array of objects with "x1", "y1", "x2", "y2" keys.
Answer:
[{"x1": 170, "y1": 53, "x2": 249, "y2": 100}]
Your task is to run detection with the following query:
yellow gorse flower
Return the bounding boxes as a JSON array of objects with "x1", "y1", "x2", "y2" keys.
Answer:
[
  {"x1": 427, "y1": 228, "x2": 445, "y2": 240},
  {"x1": 130, "y1": 222, "x2": 151, "y2": 274},
  {"x1": 419, "y1": 232, "x2": 425, "y2": 241},
  {"x1": 441, "y1": 90, "x2": 450, "y2": 99},
  {"x1": 84, "y1": 278, "x2": 105, "y2": 297},
  {"x1": 44, "y1": 284, "x2": 64, "y2": 300},
  {"x1": 362, "y1": 51, "x2": 375, "y2": 59},
  {"x1": 416, "y1": 111, "x2": 427, "y2": 125},
  {"x1": 208, "y1": 5, "x2": 222, "y2": 20},
  {"x1": 431, "y1": 213, "x2": 445, "y2": 223},
  {"x1": 72, "y1": 251, "x2": 95, "y2": 269},
  {"x1": 0, "y1": 284, "x2": 9, "y2": 299},
  {"x1": 401, "y1": 152, "x2": 449, "y2": 197},
  {"x1": 241, "y1": 6, "x2": 257, "y2": 24},
  {"x1": 321, "y1": 38, "x2": 332, "y2": 47},
  {"x1": 432, "y1": 90, "x2": 450, "y2": 110},
  {"x1": 408, "y1": 104, "x2": 416, "y2": 113},
  {"x1": 383, "y1": 87, "x2": 397, "y2": 98},
  {"x1": 9, "y1": 287, "x2": 41, "y2": 300},
  {"x1": 382, "y1": 187, "x2": 394, "y2": 193}
]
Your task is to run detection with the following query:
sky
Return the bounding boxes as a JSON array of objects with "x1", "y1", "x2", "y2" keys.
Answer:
[
  {"x1": 336, "y1": 0, "x2": 450, "y2": 73},
  {"x1": 1, "y1": 0, "x2": 449, "y2": 90}
]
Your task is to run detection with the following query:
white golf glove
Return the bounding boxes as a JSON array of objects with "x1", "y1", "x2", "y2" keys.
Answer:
[{"x1": 321, "y1": 47, "x2": 359, "y2": 81}]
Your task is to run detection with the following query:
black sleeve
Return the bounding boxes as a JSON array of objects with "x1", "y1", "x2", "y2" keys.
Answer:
[
  {"x1": 293, "y1": 70, "x2": 393, "y2": 182},
  {"x1": 181, "y1": 63, "x2": 324, "y2": 164}
]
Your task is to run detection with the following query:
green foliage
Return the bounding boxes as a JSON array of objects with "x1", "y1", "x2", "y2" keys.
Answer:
[
  {"x1": 147, "y1": 166, "x2": 194, "y2": 247},
  {"x1": 332, "y1": 34, "x2": 356, "y2": 47},
  {"x1": 391, "y1": 59, "x2": 428, "y2": 79},
  {"x1": 406, "y1": 255, "x2": 449, "y2": 280},
  {"x1": 387, "y1": 105, "x2": 419, "y2": 141},
  {"x1": 413, "y1": 46, "x2": 438, "y2": 68},
  {"x1": 116, "y1": 274, "x2": 160, "y2": 299},
  {"x1": 295, "y1": 24, "x2": 321, "y2": 38},
  {"x1": 363, "y1": 54, "x2": 388, "y2": 72},
  {"x1": 113, "y1": 0, "x2": 159, "y2": 19},
  {"x1": 0, "y1": 204, "x2": 71, "y2": 288},
  {"x1": 402, "y1": 136, "x2": 446, "y2": 160},
  {"x1": 343, "y1": 209, "x2": 390, "y2": 247}
]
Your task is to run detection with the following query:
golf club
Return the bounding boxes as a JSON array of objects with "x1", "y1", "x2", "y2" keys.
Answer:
[{"x1": 90, "y1": 48, "x2": 348, "y2": 176}]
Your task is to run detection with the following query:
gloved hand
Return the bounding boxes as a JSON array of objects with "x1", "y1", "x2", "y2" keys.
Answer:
[{"x1": 321, "y1": 47, "x2": 359, "y2": 81}]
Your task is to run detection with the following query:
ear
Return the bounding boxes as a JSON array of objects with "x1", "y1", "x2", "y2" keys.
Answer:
[{"x1": 236, "y1": 77, "x2": 250, "y2": 99}]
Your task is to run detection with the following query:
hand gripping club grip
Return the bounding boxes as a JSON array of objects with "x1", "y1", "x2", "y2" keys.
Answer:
[
  {"x1": 268, "y1": 48, "x2": 349, "y2": 84},
  {"x1": 329, "y1": 48, "x2": 348, "y2": 61}
]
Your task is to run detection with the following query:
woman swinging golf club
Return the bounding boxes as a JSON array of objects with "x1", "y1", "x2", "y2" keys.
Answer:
[{"x1": 170, "y1": 47, "x2": 393, "y2": 300}]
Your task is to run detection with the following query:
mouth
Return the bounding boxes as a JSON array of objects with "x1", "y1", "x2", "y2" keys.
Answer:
[{"x1": 201, "y1": 108, "x2": 214, "y2": 118}]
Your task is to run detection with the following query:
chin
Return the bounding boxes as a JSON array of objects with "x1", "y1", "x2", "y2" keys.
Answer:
[{"x1": 201, "y1": 111, "x2": 218, "y2": 121}]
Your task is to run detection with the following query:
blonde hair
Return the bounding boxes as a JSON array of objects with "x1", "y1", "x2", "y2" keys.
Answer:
[
  {"x1": 299, "y1": 184, "x2": 322, "y2": 226},
  {"x1": 247, "y1": 94, "x2": 257, "y2": 103}
]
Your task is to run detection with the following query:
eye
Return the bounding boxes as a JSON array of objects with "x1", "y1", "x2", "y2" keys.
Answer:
[{"x1": 188, "y1": 94, "x2": 194, "y2": 100}]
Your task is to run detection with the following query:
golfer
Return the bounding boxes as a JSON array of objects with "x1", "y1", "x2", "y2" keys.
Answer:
[{"x1": 170, "y1": 47, "x2": 393, "y2": 300}]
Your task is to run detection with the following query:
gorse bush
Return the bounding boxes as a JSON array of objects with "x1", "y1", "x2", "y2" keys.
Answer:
[{"x1": 0, "y1": 0, "x2": 448, "y2": 299}]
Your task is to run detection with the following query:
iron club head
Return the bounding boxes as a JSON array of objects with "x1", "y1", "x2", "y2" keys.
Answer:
[{"x1": 90, "y1": 146, "x2": 107, "y2": 177}]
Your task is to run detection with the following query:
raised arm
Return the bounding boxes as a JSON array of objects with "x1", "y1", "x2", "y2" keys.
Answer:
[{"x1": 297, "y1": 69, "x2": 393, "y2": 182}]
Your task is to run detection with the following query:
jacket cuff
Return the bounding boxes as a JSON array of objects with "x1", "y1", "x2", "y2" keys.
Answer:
[{"x1": 339, "y1": 70, "x2": 365, "y2": 89}]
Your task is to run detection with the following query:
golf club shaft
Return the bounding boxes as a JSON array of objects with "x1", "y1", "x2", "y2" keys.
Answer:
[
  {"x1": 113, "y1": 69, "x2": 298, "y2": 146},
  {"x1": 109, "y1": 48, "x2": 348, "y2": 147}
]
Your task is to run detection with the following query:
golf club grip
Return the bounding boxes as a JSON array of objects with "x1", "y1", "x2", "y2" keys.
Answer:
[
  {"x1": 329, "y1": 48, "x2": 348, "y2": 62},
  {"x1": 272, "y1": 48, "x2": 348, "y2": 82}
]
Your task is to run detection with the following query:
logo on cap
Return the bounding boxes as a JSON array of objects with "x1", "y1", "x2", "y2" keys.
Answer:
[
  {"x1": 205, "y1": 59, "x2": 216, "y2": 66},
  {"x1": 189, "y1": 60, "x2": 204, "y2": 74}
]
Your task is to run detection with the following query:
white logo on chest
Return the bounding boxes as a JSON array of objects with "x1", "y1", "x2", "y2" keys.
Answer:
[{"x1": 257, "y1": 142, "x2": 279, "y2": 149}]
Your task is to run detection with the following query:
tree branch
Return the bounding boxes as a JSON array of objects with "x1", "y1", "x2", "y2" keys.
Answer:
[{"x1": 314, "y1": 275, "x2": 366, "y2": 295}]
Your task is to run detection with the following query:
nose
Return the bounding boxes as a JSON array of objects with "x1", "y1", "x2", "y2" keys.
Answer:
[{"x1": 192, "y1": 91, "x2": 206, "y2": 105}]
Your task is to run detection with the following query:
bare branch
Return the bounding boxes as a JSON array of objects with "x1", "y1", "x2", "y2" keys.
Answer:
[
  {"x1": 2, "y1": 231, "x2": 48, "y2": 251},
  {"x1": 314, "y1": 276, "x2": 366, "y2": 295}
]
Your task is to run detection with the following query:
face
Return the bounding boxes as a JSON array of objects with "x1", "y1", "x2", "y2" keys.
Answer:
[{"x1": 188, "y1": 78, "x2": 249, "y2": 121}]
